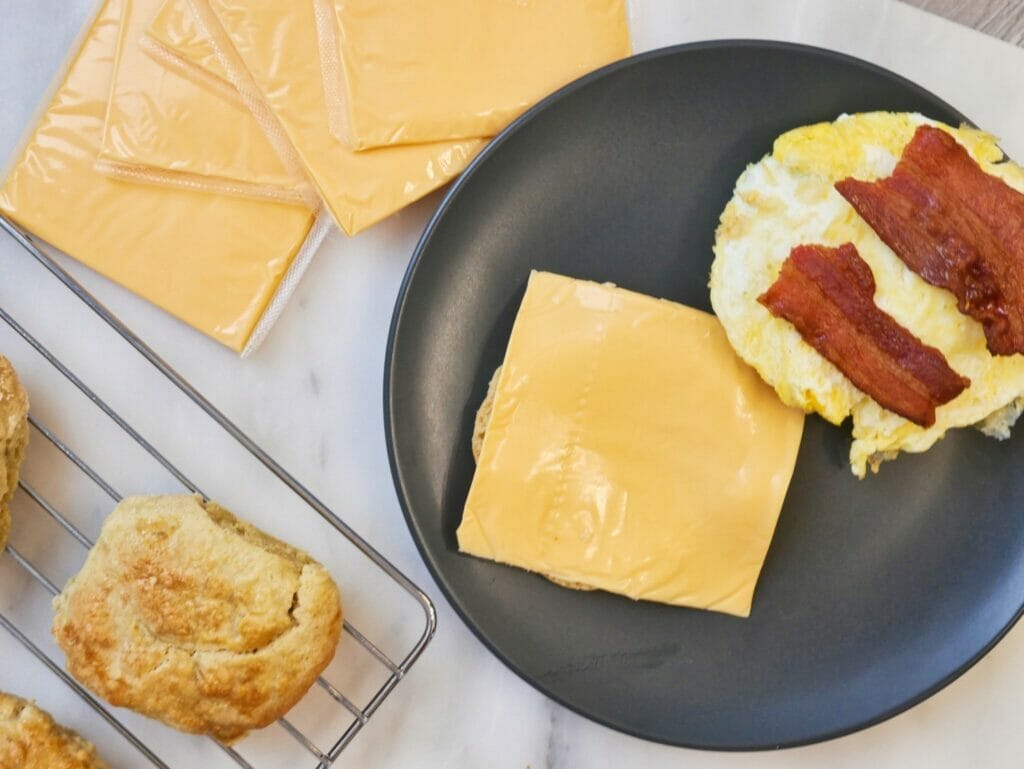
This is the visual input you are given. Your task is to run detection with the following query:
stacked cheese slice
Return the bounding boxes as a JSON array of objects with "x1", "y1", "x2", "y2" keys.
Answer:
[{"x1": 1, "y1": 0, "x2": 630, "y2": 352}]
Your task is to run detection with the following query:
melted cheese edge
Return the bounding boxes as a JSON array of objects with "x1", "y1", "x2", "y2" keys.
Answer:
[{"x1": 458, "y1": 272, "x2": 805, "y2": 617}]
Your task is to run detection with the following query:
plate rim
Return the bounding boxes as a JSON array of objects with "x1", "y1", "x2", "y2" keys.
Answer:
[{"x1": 383, "y1": 39, "x2": 1009, "y2": 751}]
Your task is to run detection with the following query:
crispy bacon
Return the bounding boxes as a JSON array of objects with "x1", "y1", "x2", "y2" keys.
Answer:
[
  {"x1": 759, "y1": 243, "x2": 969, "y2": 427},
  {"x1": 836, "y1": 125, "x2": 1024, "y2": 355}
]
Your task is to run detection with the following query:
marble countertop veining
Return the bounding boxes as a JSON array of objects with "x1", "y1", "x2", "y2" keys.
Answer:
[{"x1": 3, "y1": 1, "x2": 1024, "y2": 768}]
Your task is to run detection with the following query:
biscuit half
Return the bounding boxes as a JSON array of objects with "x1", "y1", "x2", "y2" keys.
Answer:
[
  {"x1": 52, "y1": 494, "x2": 343, "y2": 743},
  {"x1": 0, "y1": 356, "x2": 29, "y2": 552},
  {"x1": 0, "y1": 691, "x2": 110, "y2": 769}
]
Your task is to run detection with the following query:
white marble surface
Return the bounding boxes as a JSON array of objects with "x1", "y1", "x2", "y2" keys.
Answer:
[{"x1": 3, "y1": 0, "x2": 1024, "y2": 767}]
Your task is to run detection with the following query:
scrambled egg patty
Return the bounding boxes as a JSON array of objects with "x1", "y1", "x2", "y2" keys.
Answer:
[{"x1": 710, "y1": 112, "x2": 1024, "y2": 477}]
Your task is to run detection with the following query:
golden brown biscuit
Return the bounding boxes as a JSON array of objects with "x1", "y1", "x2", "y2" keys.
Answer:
[
  {"x1": 471, "y1": 366, "x2": 502, "y2": 464},
  {"x1": 0, "y1": 692, "x2": 109, "y2": 769},
  {"x1": 0, "y1": 356, "x2": 29, "y2": 552},
  {"x1": 52, "y1": 495, "x2": 343, "y2": 743},
  {"x1": 471, "y1": 366, "x2": 593, "y2": 593}
]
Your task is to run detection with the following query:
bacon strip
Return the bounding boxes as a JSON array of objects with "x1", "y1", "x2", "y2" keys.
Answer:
[
  {"x1": 836, "y1": 125, "x2": 1024, "y2": 355},
  {"x1": 759, "y1": 243, "x2": 969, "y2": 427}
]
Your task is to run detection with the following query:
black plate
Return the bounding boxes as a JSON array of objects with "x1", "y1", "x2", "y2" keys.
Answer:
[{"x1": 385, "y1": 41, "x2": 1024, "y2": 749}]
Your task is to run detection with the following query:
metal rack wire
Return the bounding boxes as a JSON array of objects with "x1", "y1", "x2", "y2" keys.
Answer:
[{"x1": 0, "y1": 214, "x2": 437, "y2": 768}]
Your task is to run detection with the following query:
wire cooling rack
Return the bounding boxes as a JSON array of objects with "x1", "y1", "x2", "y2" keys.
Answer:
[{"x1": 0, "y1": 214, "x2": 437, "y2": 768}]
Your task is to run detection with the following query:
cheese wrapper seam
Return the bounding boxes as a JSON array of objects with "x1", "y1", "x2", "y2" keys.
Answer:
[
  {"x1": 0, "y1": 0, "x2": 319, "y2": 352},
  {"x1": 155, "y1": 0, "x2": 325, "y2": 214},
  {"x1": 92, "y1": 159, "x2": 310, "y2": 205},
  {"x1": 157, "y1": 0, "x2": 483, "y2": 235},
  {"x1": 312, "y1": 0, "x2": 351, "y2": 147},
  {"x1": 95, "y1": 0, "x2": 316, "y2": 207},
  {"x1": 242, "y1": 210, "x2": 335, "y2": 357},
  {"x1": 138, "y1": 31, "x2": 243, "y2": 107}
]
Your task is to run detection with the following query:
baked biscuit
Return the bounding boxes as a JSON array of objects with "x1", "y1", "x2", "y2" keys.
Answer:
[
  {"x1": 0, "y1": 356, "x2": 29, "y2": 552},
  {"x1": 0, "y1": 692, "x2": 109, "y2": 769},
  {"x1": 471, "y1": 366, "x2": 502, "y2": 464},
  {"x1": 472, "y1": 366, "x2": 593, "y2": 593},
  {"x1": 52, "y1": 495, "x2": 343, "y2": 743}
]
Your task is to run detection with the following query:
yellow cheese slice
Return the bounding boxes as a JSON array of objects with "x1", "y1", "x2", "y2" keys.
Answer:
[
  {"x1": 96, "y1": 0, "x2": 309, "y2": 205},
  {"x1": 156, "y1": 0, "x2": 485, "y2": 235},
  {"x1": 0, "y1": 0, "x2": 316, "y2": 352},
  {"x1": 143, "y1": 0, "x2": 238, "y2": 105},
  {"x1": 320, "y1": 0, "x2": 631, "y2": 149},
  {"x1": 458, "y1": 272, "x2": 805, "y2": 617}
]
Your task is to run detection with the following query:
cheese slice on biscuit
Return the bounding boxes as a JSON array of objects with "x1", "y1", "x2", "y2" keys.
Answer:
[{"x1": 458, "y1": 271, "x2": 804, "y2": 617}]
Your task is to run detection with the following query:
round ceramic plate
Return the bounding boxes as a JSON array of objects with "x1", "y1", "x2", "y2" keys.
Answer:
[{"x1": 384, "y1": 41, "x2": 1024, "y2": 749}]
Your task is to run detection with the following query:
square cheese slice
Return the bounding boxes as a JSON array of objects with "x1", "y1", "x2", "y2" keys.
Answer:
[
  {"x1": 96, "y1": 0, "x2": 309, "y2": 205},
  {"x1": 0, "y1": 0, "x2": 315, "y2": 352},
  {"x1": 321, "y1": 0, "x2": 631, "y2": 150},
  {"x1": 458, "y1": 272, "x2": 805, "y2": 617},
  {"x1": 154, "y1": 0, "x2": 485, "y2": 235}
]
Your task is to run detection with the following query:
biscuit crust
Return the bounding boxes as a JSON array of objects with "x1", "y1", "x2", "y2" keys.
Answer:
[
  {"x1": 52, "y1": 495, "x2": 343, "y2": 743},
  {"x1": 0, "y1": 356, "x2": 29, "y2": 552},
  {"x1": 0, "y1": 692, "x2": 109, "y2": 769}
]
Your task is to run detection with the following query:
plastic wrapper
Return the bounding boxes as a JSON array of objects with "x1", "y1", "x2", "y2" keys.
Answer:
[
  {"x1": 95, "y1": 0, "x2": 311, "y2": 205},
  {"x1": 313, "y1": 0, "x2": 631, "y2": 150},
  {"x1": 0, "y1": 0, "x2": 328, "y2": 355},
  {"x1": 151, "y1": 0, "x2": 485, "y2": 235},
  {"x1": 142, "y1": 0, "x2": 238, "y2": 105},
  {"x1": 96, "y1": 0, "x2": 312, "y2": 206}
]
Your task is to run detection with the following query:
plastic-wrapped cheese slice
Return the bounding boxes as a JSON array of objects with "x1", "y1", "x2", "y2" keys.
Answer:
[
  {"x1": 314, "y1": 0, "x2": 631, "y2": 150},
  {"x1": 459, "y1": 272, "x2": 805, "y2": 617},
  {"x1": 0, "y1": 0, "x2": 324, "y2": 354},
  {"x1": 154, "y1": 0, "x2": 484, "y2": 235},
  {"x1": 96, "y1": 0, "x2": 312, "y2": 206},
  {"x1": 142, "y1": 0, "x2": 239, "y2": 105}
]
